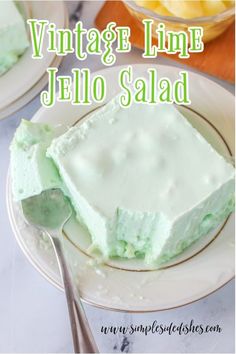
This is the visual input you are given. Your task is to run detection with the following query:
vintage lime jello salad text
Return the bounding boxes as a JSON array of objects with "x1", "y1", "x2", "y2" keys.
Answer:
[{"x1": 27, "y1": 19, "x2": 204, "y2": 107}]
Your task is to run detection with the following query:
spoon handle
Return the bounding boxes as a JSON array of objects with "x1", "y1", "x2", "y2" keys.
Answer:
[{"x1": 49, "y1": 233, "x2": 99, "y2": 353}]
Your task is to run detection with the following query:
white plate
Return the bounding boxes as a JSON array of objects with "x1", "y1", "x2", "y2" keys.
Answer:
[
  {"x1": 7, "y1": 64, "x2": 235, "y2": 312},
  {"x1": 0, "y1": 1, "x2": 68, "y2": 120}
]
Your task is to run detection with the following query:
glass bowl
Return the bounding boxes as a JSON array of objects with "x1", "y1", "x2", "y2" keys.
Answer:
[{"x1": 123, "y1": 0, "x2": 235, "y2": 43}]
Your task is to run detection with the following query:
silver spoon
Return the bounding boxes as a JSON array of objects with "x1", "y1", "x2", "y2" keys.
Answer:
[{"x1": 21, "y1": 189, "x2": 99, "y2": 353}]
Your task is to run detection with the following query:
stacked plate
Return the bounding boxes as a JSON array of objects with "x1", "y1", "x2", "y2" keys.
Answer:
[{"x1": 0, "y1": 1, "x2": 68, "y2": 120}]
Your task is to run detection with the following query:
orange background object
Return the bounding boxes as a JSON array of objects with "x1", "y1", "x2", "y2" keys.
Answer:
[{"x1": 95, "y1": 1, "x2": 235, "y2": 83}]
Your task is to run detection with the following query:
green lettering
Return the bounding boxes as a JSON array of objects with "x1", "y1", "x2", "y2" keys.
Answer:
[
  {"x1": 116, "y1": 27, "x2": 131, "y2": 52},
  {"x1": 101, "y1": 22, "x2": 116, "y2": 65},
  {"x1": 73, "y1": 21, "x2": 87, "y2": 60},
  {"x1": 142, "y1": 19, "x2": 158, "y2": 58},
  {"x1": 167, "y1": 32, "x2": 189, "y2": 58},
  {"x1": 134, "y1": 79, "x2": 147, "y2": 103},
  {"x1": 87, "y1": 29, "x2": 101, "y2": 54},
  {"x1": 57, "y1": 76, "x2": 71, "y2": 101},
  {"x1": 92, "y1": 75, "x2": 106, "y2": 102},
  {"x1": 158, "y1": 78, "x2": 172, "y2": 103},
  {"x1": 41, "y1": 68, "x2": 57, "y2": 107},
  {"x1": 58, "y1": 29, "x2": 73, "y2": 55},
  {"x1": 27, "y1": 19, "x2": 48, "y2": 58},
  {"x1": 189, "y1": 27, "x2": 204, "y2": 52},
  {"x1": 174, "y1": 72, "x2": 191, "y2": 104},
  {"x1": 119, "y1": 66, "x2": 132, "y2": 107}
]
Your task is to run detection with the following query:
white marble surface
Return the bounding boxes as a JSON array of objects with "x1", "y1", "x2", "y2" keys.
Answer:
[{"x1": 0, "y1": 1, "x2": 235, "y2": 353}]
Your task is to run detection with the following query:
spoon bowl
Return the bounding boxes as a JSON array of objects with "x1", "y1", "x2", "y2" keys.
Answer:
[
  {"x1": 21, "y1": 189, "x2": 99, "y2": 353},
  {"x1": 22, "y1": 189, "x2": 72, "y2": 230}
]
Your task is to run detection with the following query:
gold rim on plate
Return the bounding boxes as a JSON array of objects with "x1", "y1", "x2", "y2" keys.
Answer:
[{"x1": 6, "y1": 64, "x2": 235, "y2": 312}]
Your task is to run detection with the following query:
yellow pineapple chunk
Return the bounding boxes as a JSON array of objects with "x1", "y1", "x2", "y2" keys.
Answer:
[
  {"x1": 158, "y1": 0, "x2": 205, "y2": 18},
  {"x1": 202, "y1": 0, "x2": 227, "y2": 16},
  {"x1": 135, "y1": 0, "x2": 233, "y2": 18},
  {"x1": 153, "y1": 2, "x2": 173, "y2": 15},
  {"x1": 223, "y1": 0, "x2": 234, "y2": 7},
  {"x1": 135, "y1": 1, "x2": 159, "y2": 10}
]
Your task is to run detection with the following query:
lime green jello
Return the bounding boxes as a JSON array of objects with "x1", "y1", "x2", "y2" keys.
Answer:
[
  {"x1": 0, "y1": 1, "x2": 29, "y2": 76},
  {"x1": 10, "y1": 98, "x2": 235, "y2": 266},
  {"x1": 10, "y1": 120, "x2": 61, "y2": 201}
]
